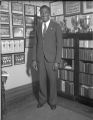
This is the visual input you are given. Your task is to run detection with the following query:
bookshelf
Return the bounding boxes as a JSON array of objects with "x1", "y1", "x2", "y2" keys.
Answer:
[
  {"x1": 57, "y1": 32, "x2": 93, "y2": 106},
  {"x1": 78, "y1": 32, "x2": 93, "y2": 106},
  {"x1": 57, "y1": 33, "x2": 76, "y2": 100}
]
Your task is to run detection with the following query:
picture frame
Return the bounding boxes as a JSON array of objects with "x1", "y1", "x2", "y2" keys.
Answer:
[
  {"x1": 13, "y1": 27, "x2": 24, "y2": 38},
  {"x1": 0, "y1": 13, "x2": 10, "y2": 24},
  {"x1": 11, "y1": 2, "x2": 23, "y2": 14},
  {"x1": 25, "y1": 4, "x2": 35, "y2": 15},
  {"x1": 0, "y1": 1, "x2": 9, "y2": 12},
  {"x1": 50, "y1": 1, "x2": 63, "y2": 16},
  {"x1": 14, "y1": 39, "x2": 25, "y2": 53},
  {"x1": 12, "y1": 14, "x2": 23, "y2": 26},
  {"x1": 14, "y1": 53, "x2": 25, "y2": 65},
  {"x1": 25, "y1": 27, "x2": 34, "y2": 38},
  {"x1": 83, "y1": 1, "x2": 93, "y2": 13},
  {"x1": 1, "y1": 54, "x2": 12, "y2": 67},
  {"x1": 25, "y1": 16, "x2": 34, "y2": 26},
  {"x1": 0, "y1": 25, "x2": 10, "y2": 38},
  {"x1": 64, "y1": 1, "x2": 81, "y2": 16}
]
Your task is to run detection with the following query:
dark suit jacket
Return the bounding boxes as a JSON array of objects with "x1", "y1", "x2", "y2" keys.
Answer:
[{"x1": 32, "y1": 20, "x2": 62, "y2": 63}]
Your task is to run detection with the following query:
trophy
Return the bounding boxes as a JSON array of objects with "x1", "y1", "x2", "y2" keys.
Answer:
[
  {"x1": 71, "y1": 15, "x2": 80, "y2": 33},
  {"x1": 80, "y1": 15, "x2": 91, "y2": 33}
]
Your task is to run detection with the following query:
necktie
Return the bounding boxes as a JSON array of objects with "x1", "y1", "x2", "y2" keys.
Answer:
[{"x1": 43, "y1": 23, "x2": 46, "y2": 35}]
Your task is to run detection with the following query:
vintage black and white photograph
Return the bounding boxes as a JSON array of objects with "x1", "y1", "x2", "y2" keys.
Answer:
[{"x1": 1, "y1": 1, "x2": 93, "y2": 120}]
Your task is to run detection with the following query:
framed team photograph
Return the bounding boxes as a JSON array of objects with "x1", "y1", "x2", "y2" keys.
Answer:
[
  {"x1": 12, "y1": 14, "x2": 23, "y2": 26},
  {"x1": 0, "y1": 25, "x2": 10, "y2": 38},
  {"x1": 83, "y1": 1, "x2": 93, "y2": 13},
  {"x1": 1, "y1": 54, "x2": 12, "y2": 67},
  {"x1": 26, "y1": 27, "x2": 34, "y2": 38},
  {"x1": 25, "y1": 4, "x2": 35, "y2": 15},
  {"x1": 11, "y1": 2, "x2": 23, "y2": 14},
  {"x1": 50, "y1": 1, "x2": 63, "y2": 16},
  {"x1": 25, "y1": 16, "x2": 34, "y2": 26},
  {"x1": 0, "y1": 13, "x2": 10, "y2": 24},
  {"x1": 64, "y1": 1, "x2": 81, "y2": 16},
  {"x1": 13, "y1": 27, "x2": 24, "y2": 38},
  {"x1": 0, "y1": 1, "x2": 9, "y2": 12},
  {"x1": 14, "y1": 53, "x2": 25, "y2": 65}
]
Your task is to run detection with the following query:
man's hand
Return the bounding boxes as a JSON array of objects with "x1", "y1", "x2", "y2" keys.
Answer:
[
  {"x1": 32, "y1": 61, "x2": 38, "y2": 71},
  {"x1": 53, "y1": 62, "x2": 59, "y2": 71}
]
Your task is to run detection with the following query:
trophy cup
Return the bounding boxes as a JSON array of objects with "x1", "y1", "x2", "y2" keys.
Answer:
[
  {"x1": 80, "y1": 15, "x2": 91, "y2": 33},
  {"x1": 71, "y1": 15, "x2": 80, "y2": 33}
]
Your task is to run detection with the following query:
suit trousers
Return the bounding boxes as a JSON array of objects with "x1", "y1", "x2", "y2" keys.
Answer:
[{"x1": 38, "y1": 55, "x2": 57, "y2": 105}]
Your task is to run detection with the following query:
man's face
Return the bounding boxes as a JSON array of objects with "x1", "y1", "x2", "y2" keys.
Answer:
[{"x1": 40, "y1": 8, "x2": 50, "y2": 22}]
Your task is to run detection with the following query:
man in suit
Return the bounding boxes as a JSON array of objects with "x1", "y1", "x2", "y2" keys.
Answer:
[{"x1": 32, "y1": 5, "x2": 62, "y2": 110}]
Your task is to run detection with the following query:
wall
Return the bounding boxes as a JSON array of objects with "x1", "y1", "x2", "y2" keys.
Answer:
[{"x1": 1, "y1": 1, "x2": 49, "y2": 90}]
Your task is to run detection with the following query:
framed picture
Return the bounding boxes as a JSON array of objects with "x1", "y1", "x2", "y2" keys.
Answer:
[
  {"x1": 12, "y1": 14, "x2": 23, "y2": 26},
  {"x1": 14, "y1": 53, "x2": 25, "y2": 65},
  {"x1": 13, "y1": 27, "x2": 24, "y2": 38},
  {"x1": 1, "y1": 54, "x2": 12, "y2": 67},
  {"x1": 64, "y1": 1, "x2": 81, "y2": 16},
  {"x1": 25, "y1": 16, "x2": 34, "y2": 26},
  {"x1": 83, "y1": 1, "x2": 93, "y2": 13},
  {"x1": 25, "y1": 4, "x2": 35, "y2": 15},
  {"x1": 14, "y1": 40, "x2": 24, "y2": 53},
  {"x1": 36, "y1": 6, "x2": 40, "y2": 16},
  {"x1": 26, "y1": 27, "x2": 34, "y2": 38},
  {"x1": 0, "y1": 1, "x2": 9, "y2": 12},
  {"x1": 50, "y1": 1, "x2": 63, "y2": 16},
  {"x1": 0, "y1": 13, "x2": 10, "y2": 24},
  {"x1": 11, "y1": 2, "x2": 23, "y2": 14},
  {"x1": 0, "y1": 25, "x2": 10, "y2": 38}
]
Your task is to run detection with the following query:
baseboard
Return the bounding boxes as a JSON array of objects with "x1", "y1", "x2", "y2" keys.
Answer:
[{"x1": 5, "y1": 83, "x2": 33, "y2": 105}]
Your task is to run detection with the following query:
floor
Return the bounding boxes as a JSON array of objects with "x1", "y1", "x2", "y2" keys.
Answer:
[{"x1": 4, "y1": 94, "x2": 93, "y2": 120}]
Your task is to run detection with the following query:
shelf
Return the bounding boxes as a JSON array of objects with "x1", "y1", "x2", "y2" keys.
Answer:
[
  {"x1": 79, "y1": 47, "x2": 93, "y2": 50},
  {"x1": 79, "y1": 71, "x2": 93, "y2": 75},
  {"x1": 79, "y1": 59, "x2": 93, "y2": 63},
  {"x1": 59, "y1": 68, "x2": 74, "y2": 71},
  {"x1": 58, "y1": 79, "x2": 74, "y2": 82}
]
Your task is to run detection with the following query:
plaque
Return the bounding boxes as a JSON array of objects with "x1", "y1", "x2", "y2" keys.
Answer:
[
  {"x1": 14, "y1": 53, "x2": 25, "y2": 65},
  {"x1": 0, "y1": 13, "x2": 10, "y2": 24},
  {"x1": 25, "y1": 4, "x2": 34, "y2": 15},
  {"x1": 0, "y1": 1, "x2": 9, "y2": 12},
  {"x1": 13, "y1": 27, "x2": 24, "y2": 38},
  {"x1": 65, "y1": 1, "x2": 81, "y2": 16},
  {"x1": 13, "y1": 14, "x2": 23, "y2": 26},
  {"x1": 51, "y1": 1, "x2": 63, "y2": 16},
  {"x1": 12, "y1": 2, "x2": 23, "y2": 14},
  {"x1": 25, "y1": 16, "x2": 34, "y2": 26},
  {"x1": 1, "y1": 54, "x2": 12, "y2": 67},
  {"x1": 0, "y1": 25, "x2": 10, "y2": 38},
  {"x1": 83, "y1": 1, "x2": 93, "y2": 13}
]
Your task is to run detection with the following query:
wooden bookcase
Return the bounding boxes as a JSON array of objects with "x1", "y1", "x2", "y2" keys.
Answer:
[{"x1": 57, "y1": 32, "x2": 93, "y2": 106}]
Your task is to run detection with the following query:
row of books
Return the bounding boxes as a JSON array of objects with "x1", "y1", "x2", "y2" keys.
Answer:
[
  {"x1": 79, "y1": 40, "x2": 93, "y2": 48},
  {"x1": 58, "y1": 69, "x2": 74, "y2": 81},
  {"x1": 2, "y1": 40, "x2": 24, "y2": 53},
  {"x1": 79, "y1": 49, "x2": 93, "y2": 61},
  {"x1": 62, "y1": 48, "x2": 74, "y2": 59},
  {"x1": 63, "y1": 38, "x2": 74, "y2": 47},
  {"x1": 79, "y1": 73, "x2": 93, "y2": 86},
  {"x1": 79, "y1": 85, "x2": 93, "y2": 99},
  {"x1": 79, "y1": 61, "x2": 93, "y2": 74},
  {"x1": 57, "y1": 80, "x2": 74, "y2": 96}
]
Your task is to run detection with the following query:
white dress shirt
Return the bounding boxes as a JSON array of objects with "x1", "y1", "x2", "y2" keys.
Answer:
[{"x1": 42, "y1": 19, "x2": 50, "y2": 34}]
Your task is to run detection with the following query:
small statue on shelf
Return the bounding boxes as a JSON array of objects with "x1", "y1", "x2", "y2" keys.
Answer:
[
  {"x1": 60, "y1": 19, "x2": 70, "y2": 33},
  {"x1": 71, "y1": 15, "x2": 80, "y2": 33},
  {"x1": 80, "y1": 15, "x2": 91, "y2": 33}
]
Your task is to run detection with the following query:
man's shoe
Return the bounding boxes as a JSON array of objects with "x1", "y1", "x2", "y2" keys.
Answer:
[
  {"x1": 37, "y1": 103, "x2": 44, "y2": 108},
  {"x1": 50, "y1": 105, "x2": 56, "y2": 110}
]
